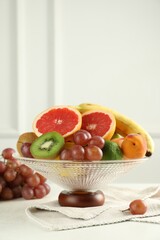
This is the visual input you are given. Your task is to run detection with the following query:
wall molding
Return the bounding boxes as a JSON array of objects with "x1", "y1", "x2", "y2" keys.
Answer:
[
  {"x1": 0, "y1": 0, "x2": 159, "y2": 138},
  {"x1": 0, "y1": 0, "x2": 56, "y2": 137}
]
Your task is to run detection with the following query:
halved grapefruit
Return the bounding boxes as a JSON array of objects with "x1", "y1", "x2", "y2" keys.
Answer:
[
  {"x1": 32, "y1": 106, "x2": 82, "y2": 138},
  {"x1": 81, "y1": 110, "x2": 116, "y2": 140}
]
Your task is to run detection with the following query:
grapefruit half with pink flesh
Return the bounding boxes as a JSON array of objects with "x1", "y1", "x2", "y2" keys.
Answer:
[
  {"x1": 81, "y1": 110, "x2": 116, "y2": 140},
  {"x1": 32, "y1": 106, "x2": 82, "y2": 138}
]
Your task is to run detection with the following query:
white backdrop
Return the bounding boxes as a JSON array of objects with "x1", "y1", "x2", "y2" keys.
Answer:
[{"x1": 0, "y1": 0, "x2": 160, "y2": 183}]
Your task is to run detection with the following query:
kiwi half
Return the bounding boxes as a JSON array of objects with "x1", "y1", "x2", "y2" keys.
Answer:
[{"x1": 30, "y1": 131, "x2": 65, "y2": 159}]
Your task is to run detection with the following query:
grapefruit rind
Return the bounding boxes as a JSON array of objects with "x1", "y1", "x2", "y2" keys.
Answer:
[
  {"x1": 32, "y1": 106, "x2": 82, "y2": 138},
  {"x1": 81, "y1": 110, "x2": 116, "y2": 140}
]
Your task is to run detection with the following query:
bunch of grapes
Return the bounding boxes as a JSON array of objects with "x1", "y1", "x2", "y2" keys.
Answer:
[
  {"x1": 60, "y1": 130, "x2": 105, "y2": 161},
  {"x1": 0, "y1": 148, "x2": 50, "y2": 200}
]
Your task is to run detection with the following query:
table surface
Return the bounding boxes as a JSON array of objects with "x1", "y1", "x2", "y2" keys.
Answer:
[{"x1": 1, "y1": 183, "x2": 160, "y2": 240}]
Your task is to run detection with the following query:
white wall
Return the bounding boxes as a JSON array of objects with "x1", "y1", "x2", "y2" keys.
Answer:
[{"x1": 0, "y1": 0, "x2": 160, "y2": 183}]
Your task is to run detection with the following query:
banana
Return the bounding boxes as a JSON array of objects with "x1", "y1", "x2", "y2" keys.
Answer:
[{"x1": 76, "y1": 103, "x2": 154, "y2": 156}]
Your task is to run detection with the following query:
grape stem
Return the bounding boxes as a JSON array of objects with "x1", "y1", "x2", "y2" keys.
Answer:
[{"x1": 122, "y1": 208, "x2": 129, "y2": 213}]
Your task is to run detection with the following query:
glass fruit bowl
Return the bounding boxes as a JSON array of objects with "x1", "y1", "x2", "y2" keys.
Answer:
[{"x1": 13, "y1": 154, "x2": 147, "y2": 207}]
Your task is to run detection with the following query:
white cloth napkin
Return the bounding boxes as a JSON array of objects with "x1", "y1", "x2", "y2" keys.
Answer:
[{"x1": 25, "y1": 185, "x2": 160, "y2": 231}]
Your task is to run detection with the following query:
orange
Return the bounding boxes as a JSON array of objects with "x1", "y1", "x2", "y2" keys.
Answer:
[
  {"x1": 32, "y1": 106, "x2": 82, "y2": 137},
  {"x1": 81, "y1": 110, "x2": 116, "y2": 140}
]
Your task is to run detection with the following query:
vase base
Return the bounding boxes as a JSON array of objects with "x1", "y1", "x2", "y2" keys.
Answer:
[{"x1": 58, "y1": 190, "x2": 105, "y2": 207}]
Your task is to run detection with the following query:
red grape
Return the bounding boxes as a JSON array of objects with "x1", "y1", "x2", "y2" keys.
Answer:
[
  {"x1": 21, "y1": 185, "x2": 34, "y2": 200},
  {"x1": 26, "y1": 173, "x2": 40, "y2": 187},
  {"x1": 34, "y1": 185, "x2": 47, "y2": 199},
  {"x1": 85, "y1": 145, "x2": 102, "y2": 161},
  {"x1": 36, "y1": 172, "x2": 47, "y2": 184},
  {"x1": 19, "y1": 164, "x2": 34, "y2": 177},
  {"x1": 8, "y1": 174, "x2": 24, "y2": 187},
  {"x1": 43, "y1": 182, "x2": 51, "y2": 194},
  {"x1": 0, "y1": 176, "x2": 6, "y2": 188},
  {"x1": 60, "y1": 149, "x2": 73, "y2": 160},
  {"x1": 129, "y1": 199, "x2": 147, "y2": 215},
  {"x1": 3, "y1": 168, "x2": 17, "y2": 182},
  {"x1": 70, "y1": 145, "x2": 85, "y2": 160},
  {"x1": 0, "y1": 183, "x2": 2, "y2": 193},
  {"x1": 21, "y1": 143, "x2": 33, "y2": 158},
  {"x1": 1, "y1": 187, "x2": 14, "y2": 200},
  {"x1": 73, "y1": 130, "x2": 91, "y2": 146},
  {"x1": 2, "y1": 148, "x2": 16, "y2": 161},
  {"x1": 88, "y1": 136, "x2": 105, "y2": 149},
  {"x1": 0, "y1": 161, "x2": 6, "y2": 173},
  {"x1": 12, "y1": 186, "x2": 22, "y2": 198},
  {"x1": 6, "y1": 160, "x2": 19, "y2": 170}
]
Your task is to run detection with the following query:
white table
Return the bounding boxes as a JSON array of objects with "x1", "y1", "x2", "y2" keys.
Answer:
[{"x1": 1, "y1": 183, "x2": 160, "y2": 240}]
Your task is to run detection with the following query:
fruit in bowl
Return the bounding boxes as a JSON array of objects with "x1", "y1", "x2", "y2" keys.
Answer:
[
  {"x1": 16, "y1": 103, "x2": 154, "y2": 161},
  {"x1": 13, "y1": 103, "x2": 154, "y2": 207},
  {"x1": 17, "y1": 132, "x2": 37, "y2": 158},
  {"x1": 121, "y1": 133, "x2": 147, "y2": 159}
]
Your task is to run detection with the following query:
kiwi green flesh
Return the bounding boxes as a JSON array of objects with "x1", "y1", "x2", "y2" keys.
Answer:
[{"x1": 30, "y1": 132, "x2": 64, "y2": 159}]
